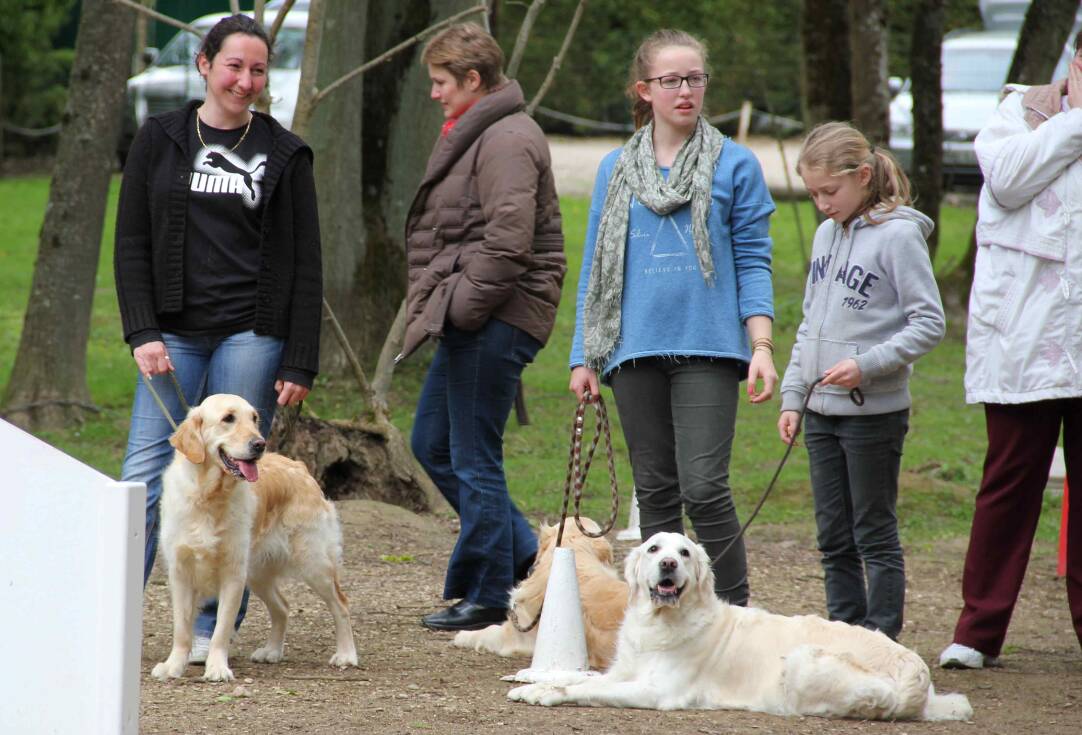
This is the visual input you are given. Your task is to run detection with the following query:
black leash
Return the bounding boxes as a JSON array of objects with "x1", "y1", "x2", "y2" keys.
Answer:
[{"x1": 708, "y1": 377, "x2": 864, "y2": 570}]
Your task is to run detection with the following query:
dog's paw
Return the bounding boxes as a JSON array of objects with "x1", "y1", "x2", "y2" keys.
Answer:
[
  {"x1": 452, "y1": 629, "x2": 481, "y2": 648},
  {"x1": 150, "y1": 658, "x2": 187, "y2": 681},
  {"x1": 250, "y1": 645, "x2": 284, "y2": 664},
  {"x1": 329, "y1": 650, "x2": 359, "y2": 668},
  {"x1": 507, "y1": 683, "x2": 567, "y2": 706},
  {"x1": 202, "y1": 661, "x2": 235, "y2": 682}
]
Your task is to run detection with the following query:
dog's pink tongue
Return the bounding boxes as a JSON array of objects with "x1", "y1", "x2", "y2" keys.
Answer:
[{"x1": 237, "y1": 460, "x2": 259, "y2": 483}]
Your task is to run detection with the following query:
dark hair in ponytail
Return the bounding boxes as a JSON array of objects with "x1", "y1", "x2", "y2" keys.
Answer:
[
  {"x1": 196, "y1": 13, "x2": 272, "y2": 68},
  {"x1": 625, "y1": 29, "x2": 708, "y2": 130}
]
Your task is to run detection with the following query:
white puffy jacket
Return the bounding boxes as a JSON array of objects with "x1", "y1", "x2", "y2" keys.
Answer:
[{"x1": 966, "y1": 82, "x2": 1082, "y2": 404}]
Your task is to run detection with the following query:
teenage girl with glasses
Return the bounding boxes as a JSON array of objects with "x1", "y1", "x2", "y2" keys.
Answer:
[{"x1": 569, "y1": 29, "x2": 777, "y2": 605}]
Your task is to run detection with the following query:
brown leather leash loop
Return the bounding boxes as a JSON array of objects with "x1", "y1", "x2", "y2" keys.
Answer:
[{"x1": 510, "y1": 390, "x2": 622, "y2": 633}]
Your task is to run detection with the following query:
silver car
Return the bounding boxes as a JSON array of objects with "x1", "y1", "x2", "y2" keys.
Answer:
[{"x1": 888, "y1": 30, "x2": 1072, "y2": 184}]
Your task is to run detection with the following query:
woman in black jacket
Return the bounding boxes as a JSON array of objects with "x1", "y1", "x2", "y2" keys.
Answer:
[{"x1": 113, "y1": 14, "x2": 321, "y2": 662}]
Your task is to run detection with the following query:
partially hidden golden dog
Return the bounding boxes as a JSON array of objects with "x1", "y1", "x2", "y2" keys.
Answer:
[
  {"x1": 510, "y1": 532, "x2": 973, "y2": 721},
  {"x1": 453, "y1": 517, "x2": 627, "y2": 669},
  {"x1": 151, "y1": 394, "x2": 358, "y2": 682}
]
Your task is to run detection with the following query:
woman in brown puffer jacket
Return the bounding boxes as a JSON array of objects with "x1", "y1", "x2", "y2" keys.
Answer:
[{"x1": 399, "y1": 23, "x2": 566, "y2": 632}]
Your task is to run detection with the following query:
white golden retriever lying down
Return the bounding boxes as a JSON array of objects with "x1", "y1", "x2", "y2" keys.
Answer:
[
  {"x1": 453, "y1": 517, "x2": 627, "y2": 669},
  {"x1": 509, "y1": 532, "x2": 972, "y2": 721},
  {"x1": 151, "y1": 394, "x2": 358, "y2": 683}
]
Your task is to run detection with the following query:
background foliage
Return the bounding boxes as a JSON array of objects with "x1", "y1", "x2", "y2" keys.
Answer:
[{"x1": 0, "y1": 0, "x2": 77, "y2": 156}]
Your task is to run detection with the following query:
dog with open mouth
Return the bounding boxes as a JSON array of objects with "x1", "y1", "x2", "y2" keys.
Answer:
[
  {"x1": 151, "y1": 394, "x2": 358, "y2": 683},
  {"x1": 509, "y1": 532, "x2": 972, "y2": 721}
]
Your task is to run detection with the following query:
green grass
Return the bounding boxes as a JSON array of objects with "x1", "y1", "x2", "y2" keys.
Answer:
[{"x1": 0, "y1": 174, "x2": 1064, "y2": 547}]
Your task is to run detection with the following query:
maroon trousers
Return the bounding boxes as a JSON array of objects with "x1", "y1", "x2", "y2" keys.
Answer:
[{"x1": 953, "y1": 399, "x2": 1082, "y2": 656}]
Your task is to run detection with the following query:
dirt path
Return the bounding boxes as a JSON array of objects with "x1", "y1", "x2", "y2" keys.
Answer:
[{"x1": 139, "y1": 500, "x2": 1079, "y2": 734}]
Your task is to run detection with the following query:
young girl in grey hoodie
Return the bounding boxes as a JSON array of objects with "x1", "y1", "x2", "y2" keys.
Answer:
[{"x1": 778, "y1": 122, "x2": 945, "y2": 640}]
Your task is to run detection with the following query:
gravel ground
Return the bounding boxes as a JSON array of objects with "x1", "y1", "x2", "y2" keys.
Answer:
[{"x1": 139, "y1": 498, "x2": 1081, "y2": 735}]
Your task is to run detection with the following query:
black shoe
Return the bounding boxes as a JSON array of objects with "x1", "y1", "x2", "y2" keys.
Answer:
[{"x1": 421, "y1": 600, "x2": 508, "y2": 631}]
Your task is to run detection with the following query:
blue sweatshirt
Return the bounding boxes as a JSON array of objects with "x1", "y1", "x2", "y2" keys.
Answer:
[{"x1": 569, "y1": 142, "x2": 775, "y2": 376}]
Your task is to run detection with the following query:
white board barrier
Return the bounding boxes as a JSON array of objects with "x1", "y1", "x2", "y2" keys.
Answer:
[{"x1": 0, "y1": 418, "x2": 144, "y2": 735}]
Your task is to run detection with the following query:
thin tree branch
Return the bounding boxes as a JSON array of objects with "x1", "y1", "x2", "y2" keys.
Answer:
[
  {"x1": 254, "y1": 0, "x2": 266, "y2": 26},
  {"x1": 268, "y1": 0, "x2": 296, "y2": 44},
  {"x1": 111, "y1": 0, "x2": 202, "y2": 37},
  {"x1": 229, "y1": 0, "x2": 240, "y2": 14},
  {"x1": 507, "y1": 0, "x2": 546, "y2": 79},
  {"x1": 321, "y1": 298, "x2": 383, "y2": 420},
  {"x1": 526, "y1": 0, "x2": 587, "y2": 116},
  {"x1": 372, "y1": 298, "x2": 408, "y2": 414},
  {"x1": 310, "y1": 3, "x2": 487, "y2": 109},
  {"x1": 290, "y1": 0, "x2": 326, "y2": 137}
]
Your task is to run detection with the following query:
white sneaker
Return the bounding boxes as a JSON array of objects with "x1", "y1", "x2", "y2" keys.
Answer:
[
  {"x1": 939, "y1": 642, "x2": 998, "y2": 669},
  {"x1": 188, "y1": 635, "x2": 211, "y2": 665}
]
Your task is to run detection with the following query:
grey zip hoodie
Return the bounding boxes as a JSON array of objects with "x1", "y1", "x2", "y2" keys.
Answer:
[{"x1": 780, "y1": 205, "x2": 946, "y2": 416}]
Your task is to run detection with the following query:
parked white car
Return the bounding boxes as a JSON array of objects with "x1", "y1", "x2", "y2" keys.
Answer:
[
  {"x1": 118, "y1": 5, "x2": 307, "y2": 162},
  {"x1": 888, "y1": 30, "x2": 1072, "y2": 184}
]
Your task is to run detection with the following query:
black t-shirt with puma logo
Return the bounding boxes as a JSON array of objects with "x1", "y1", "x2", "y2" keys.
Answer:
[{"x1": 159, "y1": 110, "x2": 272, "y2": 336}]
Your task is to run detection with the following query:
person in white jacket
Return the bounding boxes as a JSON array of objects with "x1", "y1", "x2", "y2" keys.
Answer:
[{"x1": 939, "y1": 45, "x2": 1082, "y2": 670}]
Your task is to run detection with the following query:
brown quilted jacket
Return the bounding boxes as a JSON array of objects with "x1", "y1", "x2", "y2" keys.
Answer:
[{"x1": 398, "y1": 80, "x2": 566, "y2": 361}]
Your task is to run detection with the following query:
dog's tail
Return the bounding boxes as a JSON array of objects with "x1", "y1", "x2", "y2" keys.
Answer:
[{"x1": 922, "y1": 685, "x2": 973, "y2": 721}]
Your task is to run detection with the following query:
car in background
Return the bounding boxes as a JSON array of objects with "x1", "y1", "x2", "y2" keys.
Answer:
[
  {"x1": 117, "y1": 4, "x2": 307, "y2": 164},
  {"x1": 888, "y1": 30, "x2": 1072, "y2": 185}
]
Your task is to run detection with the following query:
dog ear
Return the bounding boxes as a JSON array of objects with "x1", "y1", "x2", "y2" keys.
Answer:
[
  {"x1": 169, "y1": 408, "x2": 205, "y2": 464},
  {"x1": 694, "y1": 540, "x2": 715, "y2": 602},
  {"x1": 623, "y1": 545, "x2": 643, "y2": 601}
]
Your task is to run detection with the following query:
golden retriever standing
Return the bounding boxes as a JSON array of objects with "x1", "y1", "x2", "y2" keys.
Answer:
[
  {"x1": 150, "y1": 394, "x2": 358, "y2": 683},
  {"x1": 510, "y1": 532, "x2": 972, "y2": 721},
  {"x1": 453, "y1": 517, "x2": 627, "y2": 669}
]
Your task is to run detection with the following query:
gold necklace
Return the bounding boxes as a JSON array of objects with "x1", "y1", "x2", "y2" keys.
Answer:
[{"x1": 196, "y1": 113, "x2": 253, "y2": 152}]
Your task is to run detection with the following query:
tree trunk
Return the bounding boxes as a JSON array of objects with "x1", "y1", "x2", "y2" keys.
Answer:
[
  {"x1": 1006, "y1": 0, "x2": 1081, "y2": 85},
  {"x1": 358, "y1": 0, "x2": 477, "y2": 366},
  {"x1": 848, "y1": 0, "x2": 891, "y2": 144},
  {"x1": 801, "y1": 0, "x2": 851, "y2": 127},
  {"x1": 909, "y1": 0, "x2": 944, "y2": 260},
  {"x1": 945, "y1": 0, "x2": 1082, "y2": 310},
  {"x1": 309, "y1": 0, "x2": 367, "y2": 374},
  {"x1": 2, "y1": 0, "x2": 135, "y2": 431}
]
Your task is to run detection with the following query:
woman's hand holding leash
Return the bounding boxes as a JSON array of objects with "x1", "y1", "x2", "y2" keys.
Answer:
[
  {"x1": 275, "y1": 380, "x2": 309, "y2": 406},
  {"x1": 569, "y1": 365, "x2": 600, "y2": 403},
  {"x1": 133, "y1": 340, "x2": 173, "y2": 378}
]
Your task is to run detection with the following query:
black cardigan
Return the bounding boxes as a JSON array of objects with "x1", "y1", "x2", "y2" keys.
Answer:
[{"x1": 114, "y1": 101, "x2": 322, "y2": 387}]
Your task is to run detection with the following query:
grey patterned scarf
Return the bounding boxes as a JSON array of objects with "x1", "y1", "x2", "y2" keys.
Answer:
[{"x1": 582, "y1": 116, "x2": 725, "y2": 372}]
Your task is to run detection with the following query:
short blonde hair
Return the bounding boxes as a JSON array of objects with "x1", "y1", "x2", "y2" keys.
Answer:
[
  {"x1": 422, "y1": 22, "x2": 505, "y2": 90},
  {"x1": 797, "y1": 121, "x2": 912, "y2": 218}
]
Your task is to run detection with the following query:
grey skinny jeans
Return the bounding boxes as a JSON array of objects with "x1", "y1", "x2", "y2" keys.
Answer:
[
  {"x1": 804, "y1": 409, "x2": 909, "y2": 639},
  {"x1": 609, "y1": 357, "x2": 747, "y2": 605}
]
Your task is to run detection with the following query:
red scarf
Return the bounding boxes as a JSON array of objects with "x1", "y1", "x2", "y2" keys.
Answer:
[{"x1": 440, "y1": 99, "x2": 478, "y2": 137}]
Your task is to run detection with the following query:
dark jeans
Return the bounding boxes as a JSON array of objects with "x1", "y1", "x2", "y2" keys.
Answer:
[
  {"x1": 609, "y1": 357, "x2": 747, "y2": 605},
  {"x1": 954, "y1": 399, "x2": 1082, "y2": 656},
  {"x1": 804, "y1": 409, "x2": 909, "y2": 639},
  {"x1": 411, "y1": 319, "x2": 541, "y2": 609}
]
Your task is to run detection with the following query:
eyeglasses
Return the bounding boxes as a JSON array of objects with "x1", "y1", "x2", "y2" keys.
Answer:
[{"x1": 642, "y1": 73, "x2": 709, "y2": 89}]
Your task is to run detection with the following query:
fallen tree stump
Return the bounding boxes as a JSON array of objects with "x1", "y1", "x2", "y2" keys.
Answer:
[{"x1": 269, "y1": 413, "x2": 445, "y2": 514}]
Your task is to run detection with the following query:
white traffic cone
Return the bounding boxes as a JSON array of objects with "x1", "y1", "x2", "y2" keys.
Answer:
[
  {"x1": 616, "y1": 487, "x2": 642, "y2": 542},
  {"x1": 504, "y1": 546, "x2": 597, "y2": 684}
]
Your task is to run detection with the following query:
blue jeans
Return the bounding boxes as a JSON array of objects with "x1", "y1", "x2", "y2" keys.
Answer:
[
  {"x1": 122, "y1": 329, "x2": 284, "y2": 636},
  {"x1": 410, "y1": 319, "x2": 541, "y2": 609},
  {"x1": 804, "y1": 409, "x2": 909, "y2": 639}
]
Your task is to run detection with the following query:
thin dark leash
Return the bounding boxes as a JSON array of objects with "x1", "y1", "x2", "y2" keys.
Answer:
[
  {"x1": 140, "y1": 371, "x2": 192, "y2": 431},
  {"x1": 510, "y1": 390, "x2": 621, "y2": 633},
  {"x1": 709, "y1": 376, "x2": 864, "y2": 570}
]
